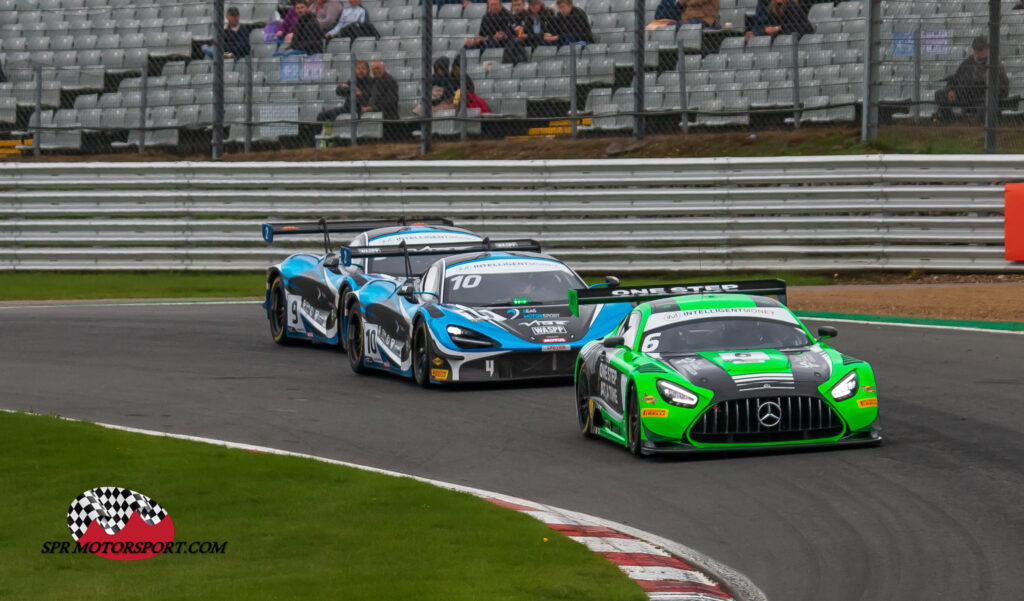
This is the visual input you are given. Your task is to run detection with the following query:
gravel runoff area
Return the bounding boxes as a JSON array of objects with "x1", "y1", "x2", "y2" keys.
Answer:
[{"x1": 788, "y1": 281, "x2": 1024, "y2": 322}]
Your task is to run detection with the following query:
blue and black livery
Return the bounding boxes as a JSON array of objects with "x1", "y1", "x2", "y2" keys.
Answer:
[{"x1": 342, "y1": 241, "x2": 633, "y2": 386}]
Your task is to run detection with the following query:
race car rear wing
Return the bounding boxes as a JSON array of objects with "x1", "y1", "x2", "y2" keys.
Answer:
[
  {"x1": 340, "y1": 238, "x2": 543, "y2": 278},
  {"x1": 568, "y1": 279, "x2": 787, "y2": 316},
  {"x1": 261, "y1": 218, "x2": 454, "y2": 250}
]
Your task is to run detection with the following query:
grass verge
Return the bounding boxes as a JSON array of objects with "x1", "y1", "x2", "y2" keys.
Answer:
[
  {"x1": 0, "y1": 411, "x2": 645, "y2": 601},
  {"x1": 0, "y1": 270, "x2": 835, "y2": 301},
  {"x1": 0, "y1": 271, "x2": 265, "y2": 300}
]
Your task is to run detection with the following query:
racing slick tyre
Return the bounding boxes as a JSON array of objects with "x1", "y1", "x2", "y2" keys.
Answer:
[
  {"x1": 576, "y1": 370, "x2": 598, "y2": 439},
  {"x1": 269, "y1": 276, "x2": 295, "y2": 346},
  {"x1": 627, "y1": 385, "x2": 643, "y2": 457},
  {"x1": 412, "y1": 322, "x2": 433, "y2": 388},
  {"x1": 346, "y1": 312, "x2": 369, "y2": 375}
]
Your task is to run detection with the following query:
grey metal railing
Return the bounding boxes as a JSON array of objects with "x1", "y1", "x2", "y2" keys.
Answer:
[{"x1": 0, "y1": 156, "x2": 1021, "y2": 272}]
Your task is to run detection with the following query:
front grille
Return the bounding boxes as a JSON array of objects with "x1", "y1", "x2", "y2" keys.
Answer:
[
  {"x1": 689, "y1": 396, "x2": 844, "y2": 444},
  {"x1": 492, "y1": 351, "x2": 577, "y2": 378}
]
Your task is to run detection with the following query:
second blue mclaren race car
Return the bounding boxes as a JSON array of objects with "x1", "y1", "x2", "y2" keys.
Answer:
[{"x1": 342, "y1": 241, "x2": 632, "y2": 386}]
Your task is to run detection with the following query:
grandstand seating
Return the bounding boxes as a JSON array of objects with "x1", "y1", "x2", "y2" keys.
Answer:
[{"x1": 0, "y1": 0, "x2": 1021, "y2": 152}]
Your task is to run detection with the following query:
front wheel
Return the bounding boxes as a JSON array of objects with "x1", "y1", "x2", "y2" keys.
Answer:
[
  {"x1": 268, "y1": 277, "x2": 294, "y2": 345},
  {"x1": 346, "y1": 312, "x2": 368, "y2": 375},
  {"x1": 576, "y1": 370, "x2": 597, "y2": 439},
  {"x1": 627, "y1": 385, "x2": 643, "y2": 457},
  {"x1": 412, "y1": 322, "x2": 433, "y2": 388}
]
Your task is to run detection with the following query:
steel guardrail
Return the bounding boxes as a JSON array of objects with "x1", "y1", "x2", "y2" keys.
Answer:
[{"x1": 0, "y1": 155, "x2": 1020, "y2": 272}]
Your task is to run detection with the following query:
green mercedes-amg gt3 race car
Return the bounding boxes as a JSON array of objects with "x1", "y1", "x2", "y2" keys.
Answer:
[{"x1": 570, "y1": 279, "x2": 882, "y2": 456}]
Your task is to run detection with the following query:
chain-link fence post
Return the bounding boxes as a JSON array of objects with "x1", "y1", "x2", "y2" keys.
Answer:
[
  {"x1": 632, "y1": 0, "x2": 645, "y2": 140},
  {"x1": 913, "y1": 27, "x2": 922, "y2": 123},
  {"x1": 569, "y1": 42, "x2": 578, "y2": 139},
  {"x1": 459, "y1": 50, "x2": 467, "y2": 141},
  {"x1": 861, "y1": 0, "x2": 881, "y2": 142},
  {"x1": 139, "y1": 65, "x2": 147, "y2": 153},
  {"x1": 349, "y1": 55, "x2": 358, "y2": 146},
  {"x1": 245, "y1": 52, "x2": 253, "y2": 153},
  {"x1": 677, "y1": 38, "x2": 688, "y2": 134},
  {"x1": 791, "y1": 39, "x2": 801, "y2": 129},
  {"x1": 420, "y1": 0, "x2": 433, "y2": 155},
  {"x1": 32, "y1": 64, "x2": 41, "y2": 157},
  {"x1": 985, "y1": 0, "x2": 1001, "y2": 153},
  {"x1": 212, "y1": 0, "x2": 225, "y2": 160}
]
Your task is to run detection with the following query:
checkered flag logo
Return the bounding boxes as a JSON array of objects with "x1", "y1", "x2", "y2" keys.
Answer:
[{"x1": 67, "y1": 487, "x2": 169, "y2": 542}]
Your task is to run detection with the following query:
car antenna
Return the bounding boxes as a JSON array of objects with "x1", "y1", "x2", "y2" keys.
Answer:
[{"x1": 317, "y1": 217, "x2": 332, "y2": 255}]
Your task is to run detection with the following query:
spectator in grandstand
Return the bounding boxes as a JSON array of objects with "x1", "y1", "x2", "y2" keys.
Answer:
[
  {"x1": 450, "y1": 58, "x2": 475, "y2": 94},
  {"x1": 325, "y1": 0, "x2": 376, "y2": 40},
  {"x1": 318, "y1": 60, "x2": 372, "y2": 122},
  {"x1": 653, "y1": 0, "x2": 719, "y2": 28},
  {"x1": 413, "y1": 57, "x2": 457, "y2": 116},
  {"x1": 515, "y1": 0, "x2": 556, "y2": 49},
  {"x1": 465, "y1": 0, "x2": 514, "y2": 50},
  {"x1": 283, "y1": 0, "x2": 324, "y2": 54},
  {"x1": 276, "y1": 2, "x2": 299, "y2": 46},
  {"x1": 544, "y1": 0, "x2": 594, "y2": 46},
  {"x1": 311, "y1": 0, "x2": 343, "y2": 32},
  {"x1": 365, "y1": 60, "x2": 399, "y2": 120},
  {"x1": 744, "y1": 0, "x2": 812, "y2": 41},
  {"x1": 933, "y1": 35, "x2": 1010, "y2": 122},
  {"x1": 203, "y1": 7, "x2": 251, "y2": 60}
]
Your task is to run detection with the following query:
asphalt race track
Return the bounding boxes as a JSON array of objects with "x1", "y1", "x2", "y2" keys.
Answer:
[{"x1": 3, "y1": 303, "x2": 1023, "y2": 601}]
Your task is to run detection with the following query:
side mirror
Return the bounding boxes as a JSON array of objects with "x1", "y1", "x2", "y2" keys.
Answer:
[
  {"x1": 399, "y1": 282, "x2": 416, "y2": 297},
  {"x1": 605, "y1": 275, "x2": 620, "y2": 287},
  {"x1": 818, "y1": 326, "x2": 838, "y2": 340},
  {"x1": 324, "y1": 253, "x2": 339, "y2": 269},
  {"x1": 602, "y1": 336, "x2": 625, "y2": 348}
]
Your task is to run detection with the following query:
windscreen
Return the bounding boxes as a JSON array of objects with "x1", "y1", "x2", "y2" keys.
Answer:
[
  {"x1": 443, "y1": 259, "x2": 584, "y2": 307},
  {"x1": 640, "y1": 317, "x2": 812, "y2": 354},
  {"x1": 365, "y1": 255, "x2": 439, "y2": 277}
]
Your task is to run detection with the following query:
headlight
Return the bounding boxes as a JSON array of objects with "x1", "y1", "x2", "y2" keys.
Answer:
[
  {"x1": 830, "y1": 371, "x2": 858, "y2": 401},
  {"x1": 656, "y1": 380, "x2": 699, "y2": 408},
  {"x1": 446, "y1": 325, "x2": 497, "y2": 349}
]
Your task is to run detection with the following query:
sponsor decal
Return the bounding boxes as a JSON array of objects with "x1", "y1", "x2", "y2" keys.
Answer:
[
  {"x1": 430, "y1": 368, "x2": 449, "y2": 380},
  {"x1": 857, "y1": 397, "x2": 878, "y2": 408},
  {"x1": 524, "y1": 313, "x2": 560, "y2": 319},
  {"x1": 641, "y1": 408, "x2": 669, "y2": 418},
  {"x1": 542, "y1": 337, "x2": 567, "y2": 343},
  {"x1": 542, "y1": 344, "x2": 570, "y2": 352},
  {"x1": 47, "y1": 486, "x2": 226, "y2": 560},
  {"x1": 532, "y1": 325, "x2": 568, "y2": 335},
  {"x1": 300, "y1": 299, "x2": 328, "y2": 329},
  {"x1": 720, "y1": 352, "x2": 771, "y2": 364},
  {"x1": 598, "y1": 362, "x2": 620, "y2": 407},
  {"x1": 641, "y1": 394, "x2": 658, "y2": 404},
  {"x1": 645, "y1": 307, "x2": 798, "y2": 330},
  {"x1": 610, "y1": 284, "x2": 741, "y2": 297},
  {"x1": 861, "y1": 385, "x2": 876, "y2": 393},
  {"x1": 432, "y1": 356, "x2": 444, "y2": 367},
  {"x1": 446, "y1": 259, "x2": 567, "y2": 275}
]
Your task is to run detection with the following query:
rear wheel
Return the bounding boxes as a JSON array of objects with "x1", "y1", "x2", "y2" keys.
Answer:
[
  {"x1": 412, "y1": 322, "x2": 432, "y2": 388},
  {"x1": 576, "y1": 369, "x2": 597, "y2": 439},
  {"x1": 627, "y1": 385, "x2": 643, "y2": 457},
  {"x1": 346, "y1": 312, "x2": 368, "y2": 374},
  {"x1": 268, "y1": 277, "x2": 294, "y2": 345}
]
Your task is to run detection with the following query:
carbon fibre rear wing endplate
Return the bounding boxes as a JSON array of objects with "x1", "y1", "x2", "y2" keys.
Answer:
[
  {"x1": 568, "y1": 279, "x2": 787, "y2": 316},
  {"x1": 260, "y1": 218, "x2": 454, "y2": 244}
]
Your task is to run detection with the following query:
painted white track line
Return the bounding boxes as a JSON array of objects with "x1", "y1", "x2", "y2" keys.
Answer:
[
  {"x1": 800, "y1": 316, "x2": 1024, "y2": 335},
  {"x1": 6, "y1": 409, "x2": 766, "y2": 601}
]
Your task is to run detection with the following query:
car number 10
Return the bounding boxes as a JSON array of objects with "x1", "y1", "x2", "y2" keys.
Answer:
[{"x1": 449, "y1": 275, "x2": 481, "y2": 290}]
